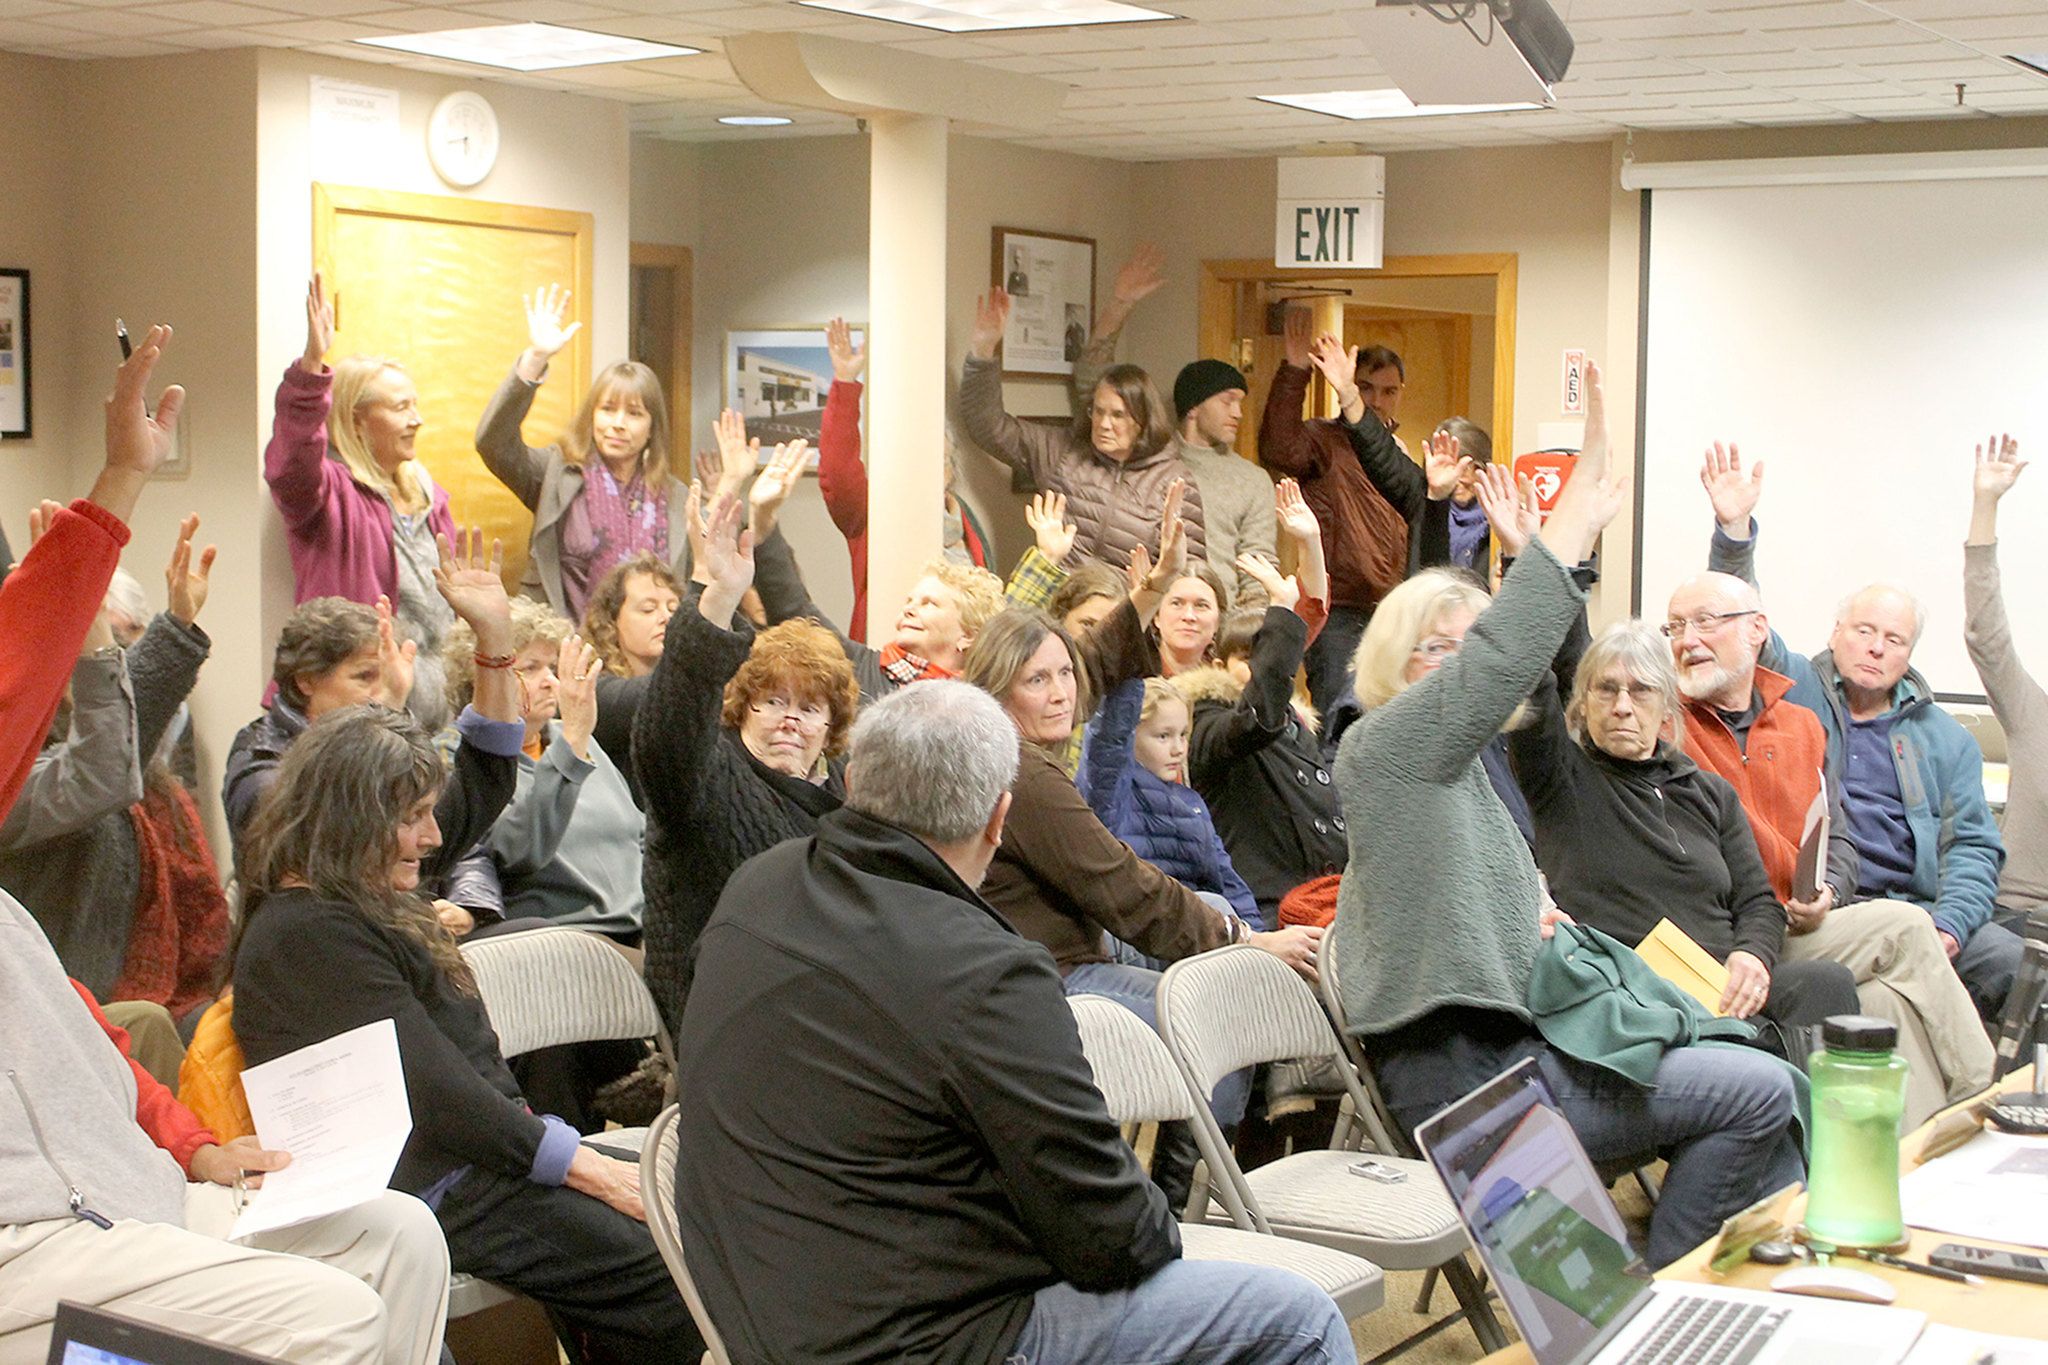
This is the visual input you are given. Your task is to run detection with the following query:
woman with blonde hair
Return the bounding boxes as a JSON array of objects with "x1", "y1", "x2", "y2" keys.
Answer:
[
  {"x1": 476, "y1": 284, "x2": 691, "y2": 622},
  {"x1": 265, "y1": 273, "x2": 458, "y2": 720}
]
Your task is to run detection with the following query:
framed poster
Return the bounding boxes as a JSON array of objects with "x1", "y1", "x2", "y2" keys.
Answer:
[
  {"x1": 0, "y1": 270, "x2": 28, "y2": 439},
  {"x1": 991, "y1": 227, "x2": 1094, "y2": 380},
  {"x1": 724, "y1": 326, "x2": 864, "y2": 465}
]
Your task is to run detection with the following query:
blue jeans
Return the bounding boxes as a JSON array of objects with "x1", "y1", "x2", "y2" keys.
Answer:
[{"x1": 1006, "y1": 1259, "x2": 1355, "y2": 1365}]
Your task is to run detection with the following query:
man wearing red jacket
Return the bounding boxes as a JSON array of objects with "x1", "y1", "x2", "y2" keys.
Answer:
[{"x1": 0, "y1": 331, "x2": 449, "y2": 1365}]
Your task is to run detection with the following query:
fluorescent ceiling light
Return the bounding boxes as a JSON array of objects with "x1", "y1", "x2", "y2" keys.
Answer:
[
  {"x1": 1258, "y1": 89, "x2": 1541, "y2": 121},
  {"x1": 795, "y1": 1, "x2": 1175, "y2": 34},
  {"x1": 356, "y1": 22, "x2": 700, "y2": 72},
  {"x1": 719, "y1": 115, "x2": 793, "y2": 126},
  {"x1": 2008, "y1": 53, "x2": 2048, "y2": 79}
]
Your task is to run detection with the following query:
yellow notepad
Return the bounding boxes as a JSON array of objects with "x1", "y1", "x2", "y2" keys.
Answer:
[{"x1": 1635, "y1": 918, "x2": 1732, "y2": 1017}]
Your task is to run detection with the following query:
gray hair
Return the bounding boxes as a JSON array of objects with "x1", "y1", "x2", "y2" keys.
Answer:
[
  {"x1": 845, "y1": 680, "x2": 1019, "y2": 844},
  {"x1": 104, "y1": 568, "x2": 151, "y2": 635},
  {"x1": 1566, "y1": 620, "x2": 1686, "y2": 746},
  {"x1": 1835, "y1": 584, "x2": 1927, "y2": 646}
]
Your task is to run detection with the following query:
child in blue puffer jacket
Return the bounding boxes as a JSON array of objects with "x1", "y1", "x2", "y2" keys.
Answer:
[{"x1": 1085, "y1": 675, "x2": 1260, "y2": 968}]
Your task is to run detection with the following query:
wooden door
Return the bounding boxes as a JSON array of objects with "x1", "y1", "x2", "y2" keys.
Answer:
[
  {"x1": 630, "y1": 243, "x2": 692, "y2": 459},
  {"x1": 313, "y1": 184, "x2": 593, "y2": 592},
  {"x1": 1341, "y1": 306, "x2": 1473, "y2": 454}
]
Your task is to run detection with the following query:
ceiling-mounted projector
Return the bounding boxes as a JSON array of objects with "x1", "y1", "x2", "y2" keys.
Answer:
[{"x1": 1352, "y1": 1, "x2": 1575, "y2": 108}]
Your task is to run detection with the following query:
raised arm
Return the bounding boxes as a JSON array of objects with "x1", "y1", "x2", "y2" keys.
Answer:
[
  {"x1": 263, "y1": 275, "x2": 349, "y2": 534},
  {"x1": 1964, "y1": 434, "x2": 2046, "y2": 739},
  {"x1": 473, "y1": 285, "x2": 580, "y2": 512},
  {"x1": 491, "y1": 636, "x2": 602, "y2": 877},
  {"x1": 1070, "y1": 244, "x2": 1164, "y2": 406},
  {"x1": 960, "y1": 290, "x2": 1068, "y2": 488},
  {"x1": 1005, "y1": 493, "x2": 1076, "y2": 610},
  {"x1": 0, "y1": 631, "x2": 141, "y2": 850},
  {"x1": 1257, "y1": 310, "x2": 1326, "y2": 479},
  {"x1": 427, "y1": 530, "x2": 522, "y2": 869},
  {"x1": 1313, "y1": 333, "x2": 1426, "y2": 519},
  {"x1": 815, "y1": 318, "x2": 869, "y2": 542},
  {"x1": 128, "y1": 515, "x2": 215, "y2": 758},
  {"x1": 1185, "y1": 606, "x2": 1307, "y2": 781},
  {"x1": 1081, "y1": 677, "x2": 1145, "y2": 822}
]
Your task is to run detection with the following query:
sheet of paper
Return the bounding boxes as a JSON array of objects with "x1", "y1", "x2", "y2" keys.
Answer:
[
  {"x1": 1902, "y1": 1323, "x2": 2048, "y2": 1364},
  {"x1": 230, "y1": 1017, "x2": 412, "y2": 1241},
  {"x1": 1899, "y1": 1127, "x2": 2048, "y2": 1250},
  {"x1": 1793, "y1": 768, "x2": 1828, "y2": 902}
]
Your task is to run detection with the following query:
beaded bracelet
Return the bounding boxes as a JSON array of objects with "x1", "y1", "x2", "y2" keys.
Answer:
[{"x1": 474, "y1": 651, "x2": 517, "y2": 670}]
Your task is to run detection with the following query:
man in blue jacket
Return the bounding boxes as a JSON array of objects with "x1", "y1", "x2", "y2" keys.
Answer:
[{"x1": 1704, "y1": 452, "x2": 2018, "y2": 1022}]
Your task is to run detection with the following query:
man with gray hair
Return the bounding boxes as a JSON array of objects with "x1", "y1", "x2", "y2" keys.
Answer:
[
  {"x1": 1698, "y1": 445, "x2": 2017, "y2": 1034},
  {"x1": 674, "y1": 681, "x2": 1353, "y2": 1365}
]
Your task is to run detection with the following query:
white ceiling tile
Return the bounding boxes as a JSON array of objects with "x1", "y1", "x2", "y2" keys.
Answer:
[
  {"x1": 33, "y1": 7, "x2": 195, "y2": 35},
  {"x1": 0, "y1": 0, "x2": 69, "y2": 17},
  {"x1": 64, "y1": 35, "x2": 188, "y2": 53},
  {"x1": 459, "y1": 0, "x2": 630, "y2": 21},
  {"x1": 150, "y1": 0, "x2": 308, "y2": 25}
]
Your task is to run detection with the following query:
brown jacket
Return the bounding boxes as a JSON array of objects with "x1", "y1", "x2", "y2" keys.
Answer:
[
  {"x1": 1258, "y1": 361, "x2": 1410, "y2": 609},
  {"x1": 959, "y1": 356, "x2": 1206, "y2": 571}
]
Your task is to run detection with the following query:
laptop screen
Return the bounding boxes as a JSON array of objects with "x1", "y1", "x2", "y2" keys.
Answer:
[{"x1": 1417, "y1": 1059, "x2": 1656, "y2": 1365}]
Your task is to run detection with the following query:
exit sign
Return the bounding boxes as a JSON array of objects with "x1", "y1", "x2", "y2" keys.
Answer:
[{"x1": 1274, "y1": 156, "x2": 1385, "y2": 270}]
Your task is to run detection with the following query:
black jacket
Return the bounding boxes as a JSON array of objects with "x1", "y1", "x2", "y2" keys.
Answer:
[
  {"x1": 675, "y1": 807, "x2": 1177, "y2": 1365},
  {"x1": 1509, "y1": 673, "x2": 1787, "y2": 968},
  {"x1": 633, "y1": 591, "x2": 843, "y2": 1035},
  {"x1": 1177, "y1": 608, "x2": 1347, "y2": 917}
]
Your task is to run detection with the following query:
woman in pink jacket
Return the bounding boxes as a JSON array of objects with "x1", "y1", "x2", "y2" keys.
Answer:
[{"x1": 264, "y1": 273, "x2": 459, "y2": 720}]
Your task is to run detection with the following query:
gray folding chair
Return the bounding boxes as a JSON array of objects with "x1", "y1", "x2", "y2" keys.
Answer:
[
  {"x1": 1066, "y1": 994, "x2": 1387, "y2": 1324},
  {"x1": 642, "y1": 1104, "x2": 730, "y2": 1365},
  {"x1": 1154, "y1": 946, "x2": 1509, "y2": 1358},
  {"x1": 450, "y1": 926, "x2": 670, "y2": 1320}
]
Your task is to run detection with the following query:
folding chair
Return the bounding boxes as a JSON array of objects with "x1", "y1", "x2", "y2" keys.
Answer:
[
  {"x1": 1066, "y1": 995, "x2": 1386, "y2": 1323},
  {"x1": 1154, "y1": 946, "x2": 1508, "y2": 1358},
  {"x1": 452, "y1": 926, "x2": 670, "y2": 1319},
  {"x1": 642, "y1": 1104, "x2": 731, "y2": 1365}
]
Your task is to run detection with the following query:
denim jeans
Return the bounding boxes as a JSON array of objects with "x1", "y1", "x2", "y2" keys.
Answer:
[
  {"x1": 1955, "y1": 911, "x2": 2028, "y2": 1022},
  {"x1": 1005, "y1": 1259, "x2": 1356, "y2": 1365}
]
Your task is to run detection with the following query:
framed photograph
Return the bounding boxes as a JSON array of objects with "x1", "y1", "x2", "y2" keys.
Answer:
[
  {"x1": 0, "y1": 270, "x2": 28, "y2": 439},
  {"x1": 723, "y1": 326, "x2": 863, "y2": 466},
  {"x1": 990, "y1": 228, "x2": 1094, "y2": 380}
]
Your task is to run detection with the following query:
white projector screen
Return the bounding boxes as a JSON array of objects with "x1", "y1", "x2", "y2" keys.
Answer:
[{"x1": 1637, "y1": 174, "x2": 2048, "y2": 702}]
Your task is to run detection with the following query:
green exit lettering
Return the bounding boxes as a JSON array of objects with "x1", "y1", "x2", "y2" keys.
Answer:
[{"x1": 1294, "y1": 205, "x2": 1363, "y2": 264}]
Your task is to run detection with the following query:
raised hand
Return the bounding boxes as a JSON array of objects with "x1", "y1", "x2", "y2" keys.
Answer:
[
  {"x1": 1424, "y1": 429, "x2": 1475, "y2": 501},
  {"x1": 371, "y1": 596, "x2": 417, "y2": 709},
  {"x1": 303, "y1": 273, "x2": 335, "y2": 373},
  {"x1": 1113, "y1": 243, "x2": 1166, "y2": 307},
  {"x1": 433, "y1": 527, "x2": 513, "y2": 652},
  {"x1": 1145, "y1": 478, "x2": 1189, "y2": 590},
  {"x1": 749, "y1": 439, "x2": 809, "y2": 539},
  {"x1": 1125, "y1": 542, "x2": 1152, "y2": 600},
  {"x1": 517, "y1": 283, "x2": 582, "y2": 382},
  {"x1": 1474, "y1": 465, "x2": 1540, "y2": 557},
  {"x1": 712, "y1": 409, "x2": 759, "y2": 496},
  {"x1": 1281, "y1": 306, "x2": 1313, "y2": 370},
  {"x1": 1026, "y1": 491, "x2": 1078, "y2": 565},
  {"x1": 25, "y1": 500, "x2": 61, "y2": 547},
  {"x1": 697, "y1": 490, "x2": 756, "y2": 626},
  {"x1": 968, "y1": 289, "x2": 1012, "y2": 361},
  {"x1": 555, "y1": 633, "x2": 602, "y2": 758},
  {"x1": 1974, "y1": 433, "x2": 2026, "y2": 501},
  {"x1": 1275, "y1": 478, "x2": 1320, "y2": 545},
  {"x1": 1236, "y1": 551, "x2": 1300, "y2": 612},
  {"x1": 165, "y1": 513, "x2": 217, "y2": 626},
  {"x1": 825, "y1": 317, "x2": 866, "y2": 382},
  {"x1": 103, "y1": 323, "x2": 184, "y2": 484},
  {"x1": 684, "y1": 481, "x2": 710, "y2": 587},
  {"x1": 1698, "y1": 440, "x2": 1761, "y2": 537},
  {"x1": 1307, "y1": 333, "x2": 1359, "y2": 396}
]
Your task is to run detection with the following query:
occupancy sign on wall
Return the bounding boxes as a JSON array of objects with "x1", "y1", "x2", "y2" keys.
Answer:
[{"x1": 1274, "y1": 156, "x2": 1386, "y2": 270}]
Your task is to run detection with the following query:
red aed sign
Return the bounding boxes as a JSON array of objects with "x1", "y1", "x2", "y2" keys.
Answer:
[{"x1": 1514, "y1": 450, "x2": 1579, "y2": 514}]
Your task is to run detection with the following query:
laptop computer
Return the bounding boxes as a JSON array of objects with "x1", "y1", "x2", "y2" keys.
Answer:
[
  {"x1": 1414, "y1": 1058, "x2": 1927, "y2": 1365},
  {"x1": 44, "y1": 1303, "x2": 284, "y2": 1365}
]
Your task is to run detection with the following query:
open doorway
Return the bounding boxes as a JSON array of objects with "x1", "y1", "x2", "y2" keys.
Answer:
[
  {"x1": 1196, "y1": 254, "x2": 1515, "y2": 468},
  {"x1": 629, "y1": 243, "x2": 692, "y2": 453}
]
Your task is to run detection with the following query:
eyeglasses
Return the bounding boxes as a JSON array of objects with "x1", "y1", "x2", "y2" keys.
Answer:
[
  {"x1": 1659, "y1": 610, "x2": 1757, "y2": 639},
  {"x1": 1411, "y1": 636, "x2": 1462, "y2": 660},
  {"x1": 1588, "y1": 680, "x2": 1662, "y2": 707},
  {"x1": 749, "y1": 695, "x2": 829, "y2": 733}
]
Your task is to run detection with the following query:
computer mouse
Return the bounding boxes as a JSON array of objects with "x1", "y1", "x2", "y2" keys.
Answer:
[{"x1": 1768, "y1": 1266, "x2": 1898, "y2": 1304}]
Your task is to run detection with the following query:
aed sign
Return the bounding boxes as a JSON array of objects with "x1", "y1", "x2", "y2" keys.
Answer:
[{"x1": 1275, "y1": 156, "x2": 1385, "y2": 270}]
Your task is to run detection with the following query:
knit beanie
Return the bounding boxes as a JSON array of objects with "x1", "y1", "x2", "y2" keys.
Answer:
[{"x1": 1173, "y1": 359, "x2": 1248, "y2": 420}]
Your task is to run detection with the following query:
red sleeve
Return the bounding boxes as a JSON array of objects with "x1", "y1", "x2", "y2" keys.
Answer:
[
  {"x1": 1296, "y1": 595, "x2": 1328, "y2": 648},
  {"x1": 1257, "y1": 363, "x2": 1326, "y2": 479},
  {"x1": 816, "y1": 380, "x2": 867, "y2": 541},
  {"x1": 0, "y1": 500, "x2": 128, "y2": 822},
  {"x1": 71, "y1": 979, "x2": 216, "y2": 1172}
]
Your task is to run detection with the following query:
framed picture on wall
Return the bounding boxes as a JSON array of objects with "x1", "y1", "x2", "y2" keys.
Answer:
[
  {"x1": 0, "y1": 270, "x2": 29, "y2": 439},
  {"x1": 724, "y1": 326, "x2": 865, "y2": 466},
  {"x1": 990, "y1": 228, "x2": 1094, "y2": 380}
]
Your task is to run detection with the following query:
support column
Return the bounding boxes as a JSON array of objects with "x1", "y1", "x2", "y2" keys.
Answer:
[{"x1": 865, "y1": 112, "x2": 949, "y2": 630}]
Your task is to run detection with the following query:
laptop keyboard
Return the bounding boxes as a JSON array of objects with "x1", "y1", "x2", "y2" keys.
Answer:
[{"x1": 1621, "y1": 1294, "x2": 1788, "y2": 1365}]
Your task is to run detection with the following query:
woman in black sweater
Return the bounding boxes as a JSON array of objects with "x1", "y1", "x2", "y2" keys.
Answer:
[{"x1": 1509, "y1": 618, "x2": 1858, "y2": 1055}]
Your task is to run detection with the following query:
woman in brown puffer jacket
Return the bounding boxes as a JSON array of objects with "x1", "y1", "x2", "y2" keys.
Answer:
[{"x1": 959, "y1": 288, "x2": 1206, "y2": 571}]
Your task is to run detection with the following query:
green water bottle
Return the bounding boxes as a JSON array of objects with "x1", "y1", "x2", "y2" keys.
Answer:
[{"x1": 1804, "y1": 1015, "x2": 1908, "y2": 1248}]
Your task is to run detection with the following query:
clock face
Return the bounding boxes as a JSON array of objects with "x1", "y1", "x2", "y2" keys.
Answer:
[{"x1": 428, "y1": 91, "x2": 499, "y2": 188}]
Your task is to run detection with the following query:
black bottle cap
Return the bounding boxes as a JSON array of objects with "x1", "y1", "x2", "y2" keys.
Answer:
[{"x1": 1821, "y1": 1015, "x2": 1897, "y2": 1052}]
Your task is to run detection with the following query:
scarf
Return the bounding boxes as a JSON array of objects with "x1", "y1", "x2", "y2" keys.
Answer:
[
  {"x1": 879, "y1": 644, "x2": 958, "y2": 687},
  {"x1": 1448, "y1": 496, "x2": 1490, "y2": 570},
  {"x1": 113, "y1": 780, "x2": 229, "y2": 1021},
  {"x1": 581, "y1": 461, "x2": 669, "y2": 595}
]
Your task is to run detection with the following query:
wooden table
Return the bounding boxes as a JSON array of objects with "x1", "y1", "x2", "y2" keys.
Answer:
[{"x1": 1477, "y1": 1069, "x2": 2048, "y2": 1362}]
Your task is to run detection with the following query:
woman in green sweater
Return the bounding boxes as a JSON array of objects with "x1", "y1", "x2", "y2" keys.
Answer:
[{"x1": 1331, "y1": 365, "x2": 1805, "y2": 1269}]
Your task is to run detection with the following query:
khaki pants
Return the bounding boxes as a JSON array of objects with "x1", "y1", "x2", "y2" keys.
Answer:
[
  {"x1": 1783, "y1": 898, "x2": 1995, "y2": 1128},
  {"x1": 0, "y1": 1186, "x2": 449, "y2": 1365}
]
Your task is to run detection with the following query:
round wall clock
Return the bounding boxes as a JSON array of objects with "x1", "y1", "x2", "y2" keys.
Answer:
[{"x1": 427, "y1": 90, "x2": 500, "y2": 188}]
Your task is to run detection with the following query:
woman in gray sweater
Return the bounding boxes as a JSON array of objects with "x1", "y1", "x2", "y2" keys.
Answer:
[{"x1": 1332, "y1": 367, "x2": 1804, "y2": 1269}]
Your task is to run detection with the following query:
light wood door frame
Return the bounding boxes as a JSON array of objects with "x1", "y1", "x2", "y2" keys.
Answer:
[
  {"x1": 629, "y1": 242, "x2": 693, "y2": 453},
  {"x1": 1198, "y1": 253, "x2": 1517, "y2": 461}
]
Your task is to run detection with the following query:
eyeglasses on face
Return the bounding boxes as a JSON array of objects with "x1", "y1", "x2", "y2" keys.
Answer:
[
  {"x1": 1588, "y1": 680, "x2": 1662, "y2": 707},
  {"x1": 749, "y1": 695, "x2": 829, "y2": 732},
  {"x1": 1411, "y1": 636, "x2": 1462, "y2": 660},
  {"x1": 1659, "y1": 610, "x2": 1757, "y2": 639}
]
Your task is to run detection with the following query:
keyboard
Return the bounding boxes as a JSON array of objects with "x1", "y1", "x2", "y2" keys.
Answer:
[{"x1": 1622, "y1": 1293, "x2": 1787, "y2": 1365}]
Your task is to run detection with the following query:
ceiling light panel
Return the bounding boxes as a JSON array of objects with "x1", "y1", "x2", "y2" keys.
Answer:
[
  {"x1": 794, "y1": 1, "x2": 1176, "y2": 35},
  {"x1": 1258, "y1": 90, "x2": 1542, "y2": 121},
  {"x1": 356, "y1": 22, "x2": 701, "y2": 71}
]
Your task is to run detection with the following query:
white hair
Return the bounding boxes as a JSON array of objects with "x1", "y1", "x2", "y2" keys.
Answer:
[
  {"x1": 846, "y1": 681, "x2": 1019, "y2": 845},
  {"x1": 103, "y1": 569, "x2": 151, "y2": 635},
  {"x1": 1835, "y1": 584, "x2": 1927, "y2": 646}
]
